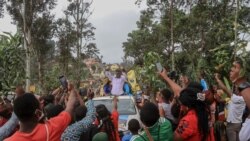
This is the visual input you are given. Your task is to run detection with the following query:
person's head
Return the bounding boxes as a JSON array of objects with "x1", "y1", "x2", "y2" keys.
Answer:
[
  {"x1": 44, "y1": 104, "x2": 64, "y2": 119},
  {"x1": 15, "y1": 85, "x2": 25, "y2": 97},
  {"x1": 115, "y1": 69, "x2": 122, "y2": 78},
  {"x1": 96, "y1": 104, "x2": 116, "y2": 141},
  {"x1": 140, "y1": 102, "x2": 160, "y2": 127},
  {"x1": 128, "y1": 119, "x2": 141, "y2": 135},
  {"x1": 160, "y1": 89, "x2": 173, "y2": 103},
  {"x1": 74, "y1": 105, "x2": 87, "y2": 122},
  {"x1": 204, "y1": 90, "x2": 214, "y2": 105},
  {"x1": 14, "y1": 93, "x2": 42, "y2": 123},
  {"x1": 230, "y1": 58, "x2": 247, "y2": 83},
  {"x1": 179, "y1": 87, "x2": 210, "y2": 141},
  {"x1": 187, "y1": 82, "x2": 204, "y2": 92},
  {"x1": 155, "y1": 91, "x2": 161, "y2": 103},
  {"x1": 179, "y1": 74, "x2": 189, "y2": 88},
  {"x1": 92, "y1": 132, "x2": 109, "y2": 141},
  {"x1": 96, "y1": 104, "x2": 111, "y2": 120},
  {"x1": 212, "y1": 85, "x2": 218, "y2": 92},
  {"x1": 43, "y1": 95, "x2": 55, "y2": 106}
]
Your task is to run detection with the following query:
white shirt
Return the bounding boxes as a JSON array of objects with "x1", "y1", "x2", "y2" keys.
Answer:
[
  {"x1": 159, "y1": 103, "x2": 175, "y2": 122},
  {"x1": 227, "y1": 94, "x2": 246, "y2": 123},
  {"x1": 239, "y1": 118, "x2": 250, "y2": 141},
  {"x1": 105, "y1": 71, "x2": 126, "y2": 96}
]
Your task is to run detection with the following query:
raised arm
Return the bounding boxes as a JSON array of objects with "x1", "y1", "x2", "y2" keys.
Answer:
[
  {"x1": 215, "y1": 73, "x2": 232, "y2": 98},
  {"x1": 159, "y1": 68, "x2": 182, "y2": 97},
  {"x1": 61, "y1": 90, "x2": 96, "y2": 141},
  {"x1": 0, "y1": 112, "x2": 19, "y2": 141},
  {"x1": 105, "y1": 70, "x2": 113, "y2": 81}
]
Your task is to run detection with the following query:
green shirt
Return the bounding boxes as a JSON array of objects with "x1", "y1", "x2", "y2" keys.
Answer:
[{"x1": 130, "y1": 117, "x2": 173, "y2": 141}]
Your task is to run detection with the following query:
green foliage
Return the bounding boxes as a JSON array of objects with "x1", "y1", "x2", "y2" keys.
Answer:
[
  {"x1": 134, "y1": 52, "x2": 165, "y2": 89},
  {"x1": 0, "y1": 33, "x2": 25, "y2": 95},
  {"x1": 124, "y1": 0, "x2": 250, "y2": 88}
]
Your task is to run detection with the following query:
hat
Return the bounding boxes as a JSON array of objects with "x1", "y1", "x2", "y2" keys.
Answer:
[{"x1": 92, "y1": 132, "x2": 108, "y2": 141}]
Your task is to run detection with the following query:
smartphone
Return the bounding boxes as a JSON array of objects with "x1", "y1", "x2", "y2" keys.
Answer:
[
  {"x1": 156, "y1": 62, "x2": 163, "y2": 72},
  {"x1": 59, "y1": 75, "x2": 68, "y2": 90}
]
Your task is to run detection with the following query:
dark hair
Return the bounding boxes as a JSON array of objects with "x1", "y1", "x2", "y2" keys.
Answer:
[
  {"x1": 140, "y1": 102, "x2": 160, "y2": 127},
  {"x1": 128, "y1": 119, "x2": 140, "y2": 135},
  {"x1": 204, "y1": 90, "x2": 214, "y2": 105},
  {"x1": 187, "y1": 82, "x2": 203, "y2": 91},
  {"x1": 161, "y1": 89, "x2": 173, "y2": 102},
  {"x1": 43, "y1": 95, "x2": 55, "y2": 106},
  {"x1": 96, "y1": 104, "x2": 116, "y2": 141},
  {"x1": 45, "y1": 104, "x2": 64, "y2": 119},
  {"x1": 74, "y1": 105, "x2": 87, "y2": 122},
  {"x1": 179, "y1": 87, "x2": 210, "y2": 141},
  {"x1": 14, "y1": 93, "x2": 40, "y2": 122},
  {"x1": 234, "y1": 57, "x2": 248, "y2": 78}
]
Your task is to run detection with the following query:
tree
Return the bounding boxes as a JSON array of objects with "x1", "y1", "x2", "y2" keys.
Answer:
[
  {"x1": 32, "y1": 13, "x2": 56, "y2": 94},
  {"x1": 125, "y1": 0, "x2": 250, "y2": 83},
  {"x1": 6, "y1": 0, "x2": 57, "y2": 92},
  {"x1": 0, "y1": 32, "x2": 25, "y2": 95},
  {"x1": 65, "y1": 0, "x2": 98, "y2": 86},
  {"x1": 55, "y1": 17, "x2": 77, "y2": 76},
  {"x1": 0, "y1": 0, "x2": 4, "y2": 18}
]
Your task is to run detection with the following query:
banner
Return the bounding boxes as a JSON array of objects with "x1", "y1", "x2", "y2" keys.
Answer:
[{"x1": 127, "y1": 70, "x2": 141, "y2": 93}]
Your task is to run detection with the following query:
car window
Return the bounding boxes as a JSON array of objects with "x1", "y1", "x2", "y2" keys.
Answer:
[{"x1": 93, "y1": 99, "x2": 136, "y2": 115}]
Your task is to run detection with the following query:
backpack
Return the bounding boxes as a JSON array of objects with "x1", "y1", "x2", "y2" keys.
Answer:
[{"x1": 79, "y1": 124, "x2": 99, "y2": 141}]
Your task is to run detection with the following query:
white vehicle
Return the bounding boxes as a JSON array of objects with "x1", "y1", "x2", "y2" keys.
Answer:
[{"x1": 93, "y1": 95, "x2": 140, "y2": 133}]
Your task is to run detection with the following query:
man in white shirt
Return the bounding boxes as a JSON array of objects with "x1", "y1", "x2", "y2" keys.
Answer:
[
  {"x1": 105, "y1": 69, "x2": 126, "y2": 96},
  {"x1": 215, "y1": 73, "x2": 245, "y2": 141},
  {"x1": 227, "y1": 59, "x2": 250, "y2": 141}
]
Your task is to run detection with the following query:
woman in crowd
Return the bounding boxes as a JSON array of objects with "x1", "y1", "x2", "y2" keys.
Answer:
[
  {"x1": 174, "y1": 87, "x2": 215, "y2": 141},
  {"x1": 95, "y1": 96, "x2": 120, "y2": 141}
]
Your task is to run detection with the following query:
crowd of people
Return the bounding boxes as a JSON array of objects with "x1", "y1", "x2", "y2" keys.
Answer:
[{"x1": 0, "y1": 59, "x2": 250, "y2": 141}]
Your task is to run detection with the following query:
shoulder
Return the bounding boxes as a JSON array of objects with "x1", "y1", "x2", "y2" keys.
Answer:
[
  {"x1": 130, "y1": 134, "x2": 144, "y2": 141},
  {"x1": 47, "y1": 111, "x2": 71, "y2": 130}
]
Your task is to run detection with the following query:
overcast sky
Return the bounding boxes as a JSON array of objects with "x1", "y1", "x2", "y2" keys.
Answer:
[{"x1": 0, "y1": 0, "x2": 145, "y2": 63}]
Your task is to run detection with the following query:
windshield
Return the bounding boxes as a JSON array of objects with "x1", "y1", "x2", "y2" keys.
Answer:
[{"x1": 93, "y1": 99, "x2": 136, "y2": 115}]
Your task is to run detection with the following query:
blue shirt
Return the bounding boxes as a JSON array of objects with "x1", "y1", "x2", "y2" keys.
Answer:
[{"x1": 122, "y1": 133, "x2": 133, "y2": 141}]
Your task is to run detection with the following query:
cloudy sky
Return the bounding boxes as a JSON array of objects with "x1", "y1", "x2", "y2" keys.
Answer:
[{"x1": 0, "y1": 0, "x2": 145, "y2": 63}]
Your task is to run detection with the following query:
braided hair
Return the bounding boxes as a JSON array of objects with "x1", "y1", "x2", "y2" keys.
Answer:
[
  {"x1": 96, "y1": 104, "x2": 117, "y2": 141},
  {"x1": 179, "y1": 87, "x2": 210, "y2": 141}
]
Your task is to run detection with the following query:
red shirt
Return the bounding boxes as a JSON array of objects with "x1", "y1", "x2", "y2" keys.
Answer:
[
  {"x1": 175, "y1": 110, "x2": 215, "y2": 141},
  {"x1": 5, "y1": 111, "x2": 71, "y2": 141}
]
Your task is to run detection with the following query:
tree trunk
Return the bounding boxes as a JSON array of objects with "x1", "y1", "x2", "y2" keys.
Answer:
[
  {"x1": 76, "y1": 0, "x2": 81, "y2": 87},
  {"x1": 25, "y1": 38, "x2": 31, "y2": 92},
  {"x1": 23, "y1": 0, "x2": 31, "y2": 92},
  {"x1": 38, "y1": 57, "x2": 42, "y2": 94},
  {"x1": 170, "y1": 0, "x2": 175, "y2": 71},
  {"x1": 233, "y1": 0, "x2": 239, "y2": 60}
]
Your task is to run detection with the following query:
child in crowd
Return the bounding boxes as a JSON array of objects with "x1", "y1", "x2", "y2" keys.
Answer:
[{"x1": 122, "y1": 119, "x2": 141, "y2": 141}]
